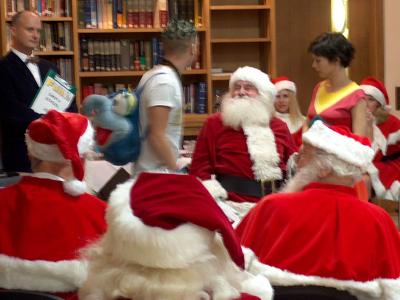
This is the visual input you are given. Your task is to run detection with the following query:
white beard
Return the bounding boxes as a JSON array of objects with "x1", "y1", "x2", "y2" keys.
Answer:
[
  {"x1": 282, "y1": 163, "x2": 320, "y2": 193},
  {"x1": 221, "y1": 95, "x2": 274, "y2": 129}
]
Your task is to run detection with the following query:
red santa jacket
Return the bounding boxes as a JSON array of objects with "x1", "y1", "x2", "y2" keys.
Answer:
[
  {"x1": 190, "y1": 113, "x2": 297, "y2": 202},
  {"x1": 237, "y1": 182, "x2": 400, "y2": 282},
  {"x1": 368, "y1": 114, "x2": 400, "y2": 200},
  {"x1": 0, "y1": 175, "x2": 107, "y2": 299}
]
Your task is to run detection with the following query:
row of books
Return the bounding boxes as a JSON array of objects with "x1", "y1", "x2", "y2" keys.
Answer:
[
  {"x1": 40, "y1": 22, "x2": 72, "y2": 51},
  {"x1": 183, "y1": 82, "x2": 207, "y2": 114},
  {"x1": 81, "y1": 81, "x2": 207, "y2": 115},
  {"x1": 80, "y1": 37, "x2": 163, "y2": 72},
  {"x1": 47, "y1": 57, "x2": 74, "y2": 84},
  {"x1": 6, "y1": 0, "x2": 72, "y2": 17},
  {"x1": 79, "y1": 0, "x2": 199, "y2": 29},
  {"x1": 80, "y1": 36, "x2": 201, "y2": 72}
]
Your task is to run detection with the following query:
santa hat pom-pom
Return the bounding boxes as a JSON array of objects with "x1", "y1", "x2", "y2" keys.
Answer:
[{"x1": 63, "y1": 179, "x2": 88, "y2": 196}]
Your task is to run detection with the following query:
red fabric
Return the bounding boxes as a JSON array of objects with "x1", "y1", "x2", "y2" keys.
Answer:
[
  {"x1": 237, "y1": 182, "x2": 400, "y2": 281},
  {"x1": 0, "y1": 176, "x2": 107, "y2": 261},
  {"x1": 291, "y1": 126, "x2": 303, "y2": 149},
  {"x1": 28, "y1": 110, "x2": 89, "y2": 180},
  {"x1": 189, "y1": 113, "x2": 297, "y2": 203},
  {"x1": 117, "y1": 293, "x2": 260, "y2": 300},
  {"x1": 373, "y1": 114, "x2": 400, "y2": 190},
  {"x1": 130, "y1": 172, "x2": 244, "y2": 269},
  {"x1": 307, "y1": 81, "x2": 365, "y2": 131}
]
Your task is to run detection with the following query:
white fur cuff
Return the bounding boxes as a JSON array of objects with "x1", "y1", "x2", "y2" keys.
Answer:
[{"x1": 202, "y1": 179, "x2": 228, "y2": 200}]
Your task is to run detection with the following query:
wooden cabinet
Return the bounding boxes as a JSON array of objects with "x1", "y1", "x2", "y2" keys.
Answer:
[{"x1": 0, "y1": 0, "x2": 277, "y2": 136}]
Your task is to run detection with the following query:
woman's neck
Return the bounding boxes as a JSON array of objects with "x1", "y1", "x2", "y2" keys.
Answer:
[{"x1": 326, "y1": 69, "x2": 351, "y2": 92}]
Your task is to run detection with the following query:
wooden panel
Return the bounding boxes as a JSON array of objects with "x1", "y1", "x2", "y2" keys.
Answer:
[
  {"x1": 211, "y1": 10, "x2": 269, "y2": 39},
  {"x1": 348, "y1": 0, "x2": 384, "y2": 82},
  {"x1": 212, "y1": 43, "x2": 270, "y2": 74},
  {"x1": 275, "y1": 0, "x2": 331, "y2": 114}
]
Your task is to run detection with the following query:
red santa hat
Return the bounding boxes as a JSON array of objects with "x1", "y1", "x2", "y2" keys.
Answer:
[
  {"x1": 25, "y1": 110, "x2": 94, "y2": 196},
  {"x1": 360, "y1": 77, "x2": 390, "y2": 109},
  {"x1": 229, "y1": 66, "x2": 276, "y2": 99},
  {"x1": 106, "y1": 172, "x2": 244, "y2": 269},
  {"x1": 302, "y1": 120, "x2": 374, "y2": 171},
  {"x1": 272, "y1": 76, "x2": 297, "y2": 94}
]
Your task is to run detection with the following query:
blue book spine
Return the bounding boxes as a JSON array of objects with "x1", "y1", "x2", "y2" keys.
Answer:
[
  {"x1": 151, "y1": 37, "x2": 158, "y2": 66},
  {"x1": 196, "y1": 82, "x2": 207, "y2": 114},
  {"x1": 112, "y1": 0, "x2": 118, "y2": 28}
]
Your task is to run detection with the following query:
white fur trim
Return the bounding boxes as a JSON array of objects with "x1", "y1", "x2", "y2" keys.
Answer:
[
  {"x1": 274, "y1": 80, "x2": 296, "y2": 94},
  {"x1": 372, "y1": 125, "x2": 388, "y2": 155},
  {"x1": 367, "y1": 164, "x2": 399, "y2": 201},
  {"x1": 243, "y1": 126, "x2": 282, "y2": 181},
  {"x1": 241, "y1": 273, "x2": 273, "y2": 300},
  {"x1": 0, "y1": 254, "x2": 87, "y2": 292},
  {"x1": 387, "y1": 129, "x2": 400, "y2": 147},
  {"x1": 360, "y1": 85, "x2": 386, "y2": 107},
  {"x1": 63, "y1": 179, "x2": 88, "y2": 196},
  {"x1": 242, "y1": 247, "x2": 400, "y2": 300},
  {"x1": 229, "y1": 66, "x2": 276, "y2": 99},
  {"x1": 105, "y1": 179, "x2": 217, "y2": 269},
  {"x1": 303, "y1": 120, "x2": 375, "y2": 171},
  {"x1": 25, "y1": 120, "x2": 94, "y2": 163},
  {"x1": 202, "y1": 178, "x2": 228, "y2": 200}
]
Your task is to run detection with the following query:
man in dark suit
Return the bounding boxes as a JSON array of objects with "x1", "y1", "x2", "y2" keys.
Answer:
[{"x1": 0, "y1": 10, "x2": 75, "y2": 173}]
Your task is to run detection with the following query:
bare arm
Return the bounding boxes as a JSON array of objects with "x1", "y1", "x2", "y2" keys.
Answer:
[
  {"x1": 352, "y1": 100, "x2": 371, "y2": 138},
  {"x1": 147, "y1": 105, "x2": 178, "y2": 171}
]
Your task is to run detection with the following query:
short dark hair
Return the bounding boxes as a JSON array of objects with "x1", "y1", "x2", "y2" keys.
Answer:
[
  {"x1": 161, "y1": 19, "x2": 197, "y2": 55},
  {"x1": 11, "y1": 10, "x2": 38, "y2": 27},
  {"x1": 308, "y1": 32, "x2": 355, "y2": 68}
]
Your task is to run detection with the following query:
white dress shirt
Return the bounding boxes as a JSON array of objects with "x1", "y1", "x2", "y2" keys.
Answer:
[{"x1": 11, "y1": 48, "x2": 42, "y2": 87}]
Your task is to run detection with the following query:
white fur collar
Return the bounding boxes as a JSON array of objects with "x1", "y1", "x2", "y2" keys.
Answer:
[{"x1": 242, "y1": 126, "x2": 282, "y2": 181}]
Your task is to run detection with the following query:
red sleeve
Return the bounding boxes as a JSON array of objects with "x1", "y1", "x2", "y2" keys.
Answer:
[
  {"x1": 270, "y1": 118, "x2": 298, "y2": 170},
  {"x1": 189, "y1": 115, "x2": 218, "y2": 180}
]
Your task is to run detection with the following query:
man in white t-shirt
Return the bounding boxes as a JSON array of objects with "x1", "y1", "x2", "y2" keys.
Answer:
[{"x1": 134, "y1": 19, "x2": 198, "y2": 174}]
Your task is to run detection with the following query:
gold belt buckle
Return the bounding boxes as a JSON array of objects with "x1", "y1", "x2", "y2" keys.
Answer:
[{"x1": 260, "y1": 179, "x2": 276, "y2": 196}]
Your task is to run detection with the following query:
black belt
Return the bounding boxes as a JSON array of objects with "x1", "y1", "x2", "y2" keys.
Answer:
[
  {"x1": 216, "y1": 174, "x2": 282, "y2": 198},
  {"x1": 381, "y1": 151, "x2": 400, "y2": 162}
]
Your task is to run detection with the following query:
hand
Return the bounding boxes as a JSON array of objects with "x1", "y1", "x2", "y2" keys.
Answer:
[{"x1": 366, "y1": 110, "x2": 375, "y2": 125}]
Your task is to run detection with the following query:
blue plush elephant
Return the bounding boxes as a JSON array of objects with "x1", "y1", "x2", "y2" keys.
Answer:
[{"x1": 82, "y1": 90, "x2": 141, "y2": 165}]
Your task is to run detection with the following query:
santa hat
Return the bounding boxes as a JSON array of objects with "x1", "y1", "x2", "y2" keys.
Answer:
[
  {"x1": 272, "y1": 76, "x2": 297, "y2": 94},
  {"x1": 302, "y1": 120, "x2": 374, "y2": 171},
  {"x1": 360, "y1": 77, "x2": 390, "y2": 109},
  {"x1": 229, "y1": 66, "x2": 276, "y2": 99},
  {"x1": 106, "y1": 172, "x2": 244, "y2": 269},
  {"x1": 25, "y1": 110, "x2": 94, "y2": 196}
]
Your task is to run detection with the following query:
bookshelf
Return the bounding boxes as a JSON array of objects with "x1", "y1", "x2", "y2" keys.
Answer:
[
  {"x1": 209, "y1": 0, "x2": 276, "y2": 112},
  {"x1": 0, "y1": 0, "x2": 277, "y2": 136}
]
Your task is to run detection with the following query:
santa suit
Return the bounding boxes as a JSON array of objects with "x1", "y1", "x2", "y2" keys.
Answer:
[
  {"x1": 190, "y1": 113, "x2": 297, "y2": 203},
  {"x1": 237, "y1": 182, "x2": 400, "y2": 300},
  {"x1": 0, "y1": 174, "x2": 107, "y2": 300},
  {"x1": 368, "y1": 114, "x2": 400, "y2": 200}
]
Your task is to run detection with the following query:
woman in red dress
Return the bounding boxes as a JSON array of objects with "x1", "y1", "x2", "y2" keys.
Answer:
[{"x1": 306, "y1": 32, "x2": 368, "y2": 137}]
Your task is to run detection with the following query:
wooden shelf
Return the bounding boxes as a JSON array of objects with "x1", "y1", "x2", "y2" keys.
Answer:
[
  {"x1": 77, "y1": 27, "x2": 206, "y2": 34},
  {"x1": 210, "y1": 5, "x2": 270, "y2": 10},
  {"x1": 211, "y1": 37, "x2": 270, "y2": 43},
  {"x1": 79, "y1": 69, "x2": 207, "y2": 78},
  {"x1": 211, "y1": 74, "x2": 231, "y2": 81},
  {"x1": 6, "y1": 17, "x2": 73, "y2": 22},
  {"x1": 34, "y1": 51, "x2": 74, "y2": 56}
]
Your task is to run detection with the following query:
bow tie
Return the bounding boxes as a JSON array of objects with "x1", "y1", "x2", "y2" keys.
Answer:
[{"x1": 25, "y1": 56, "x2": 39, "y2": 64}]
